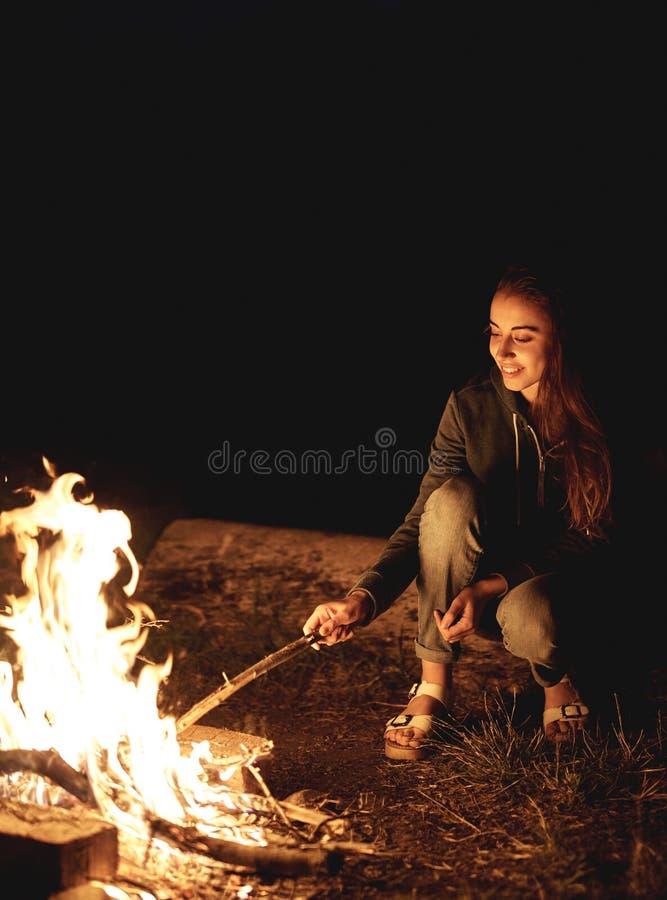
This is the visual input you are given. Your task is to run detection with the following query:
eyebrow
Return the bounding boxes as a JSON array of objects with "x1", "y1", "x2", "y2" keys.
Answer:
[{"x1": 488, "y1": 319, "x2": 541, "y2": 332}]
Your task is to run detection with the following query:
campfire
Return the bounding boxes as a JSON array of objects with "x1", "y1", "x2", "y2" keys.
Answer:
[{"x1": 0, "y1": 460, "x2": 360, "y2": 897}]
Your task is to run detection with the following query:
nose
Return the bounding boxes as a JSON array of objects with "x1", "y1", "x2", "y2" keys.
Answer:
[{"x1": 497, "y1": 336, "x2": 515, "y2": 358}]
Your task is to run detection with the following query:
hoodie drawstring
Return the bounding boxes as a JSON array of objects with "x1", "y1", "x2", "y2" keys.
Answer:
[
  {"x1": 512, "y1": 412, "x2": 546, "y2": 526},
  {"x1": 527, "y1": 424, "x2": 546, "y2": 508},
  {"x1": 512, "y1": 413, "x2": 520, "y2": 526}
]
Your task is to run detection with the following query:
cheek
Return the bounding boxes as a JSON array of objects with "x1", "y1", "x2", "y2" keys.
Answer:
[{"x1": 533, "y1": 350, "x2": 549, "y2": 377}]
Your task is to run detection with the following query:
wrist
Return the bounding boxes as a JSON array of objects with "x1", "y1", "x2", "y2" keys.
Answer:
[
  {"x1": 348, "y1": 589, "x2": 374, "y2": 625},
  {"x1": 482, "y1": 573, "x2": 509, "y2": 597}
]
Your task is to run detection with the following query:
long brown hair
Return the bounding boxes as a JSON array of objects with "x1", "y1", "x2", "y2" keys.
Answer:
[{"x1": 495, "y1": 264, "x2": 613, "y2": 538}]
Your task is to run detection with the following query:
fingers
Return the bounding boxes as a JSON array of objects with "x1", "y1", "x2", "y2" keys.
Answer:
[
  {"x1": 318, "y1": 614, "x2": 355, "y2": 646},
  {"x1": 303, "y1": 613, "x2": 323, "y2": 637},
  {"x1": 303, "y1": 612, "x2": 325, "y2": 649},
  {"x1": 441, "y1": 595, "x2": 463, "y2": 630},
  {"x1": 434, "y1": 608, "x2": 467, "y2": 643},
  {"x1": 303, "y1": 604, "x2": 346, "y2": 647},
  {"x1": 303, "y1": 594, "x2": 368, "y2": 649},
  {"x1": 434, "y1": 587, "x2": 482, "y2": 643}
]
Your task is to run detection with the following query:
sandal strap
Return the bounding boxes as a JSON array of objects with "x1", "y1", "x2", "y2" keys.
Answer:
[
  {"x1": 408, "y1": 681, "x2": 448, "y2": 703},
  {"x1": 384, "y1": 681, "x2": 451, "y2": 737},
  {"x1": 384, "y1": 681, "x2": 449, "y2": 731},
  {"x1": 385, "y1": 713, "x2": 434, "y2": 735},
  {"x1": 543, "y1": 703, "x2": 590, "y2": 727}
]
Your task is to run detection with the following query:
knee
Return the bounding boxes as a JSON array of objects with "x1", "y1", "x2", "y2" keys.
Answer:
[
  {"x1": 497, "y1": 577, "x2": 558, "y2": 655},
  {"x1": 422, "y1": 475, "x2": 483, "y2": 528}
]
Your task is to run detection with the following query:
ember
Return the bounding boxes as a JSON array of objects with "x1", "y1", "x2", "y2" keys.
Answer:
[{"x1": 0, "y1": 460, "x2": 349, "y2": 896}]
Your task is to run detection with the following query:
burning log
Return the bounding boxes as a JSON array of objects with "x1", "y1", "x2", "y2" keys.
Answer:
[
  {"x1": 0, "y1": 748, "x2": 94, "y2": 805},
  {"x1": 177, "y1": 724, "x2": 274, "y2": 794}
]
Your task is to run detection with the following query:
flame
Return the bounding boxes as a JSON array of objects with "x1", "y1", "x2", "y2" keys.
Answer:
[{"x1": 0, "y1": 460, "x2": 271, "y2": 849}]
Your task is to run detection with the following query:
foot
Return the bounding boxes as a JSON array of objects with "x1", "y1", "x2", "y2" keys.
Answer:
[
  {"x1": 384, "y1": 682, "x2": 452, "y2": 760},
  {"x1": 543, "y1": 676, "x2": 589, "y2": 743}
]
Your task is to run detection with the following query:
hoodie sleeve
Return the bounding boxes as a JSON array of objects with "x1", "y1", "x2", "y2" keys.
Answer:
[{"x1": 350, "y1": 391, "x2": 469, "y2": 622}]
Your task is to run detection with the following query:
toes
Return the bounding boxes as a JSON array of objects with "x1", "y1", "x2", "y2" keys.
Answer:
[
  {"x1": 386, "y1": 730, "x2": 409, "y2": 746},
  {"x1": 385, "y1": 729, "x2": 423, "y2": 747},
  {"x1": 545, "y1": 721, "x2": 586, "y2": 743}
]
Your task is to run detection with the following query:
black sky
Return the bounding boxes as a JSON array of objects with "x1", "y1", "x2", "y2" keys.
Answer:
[{"x1": 5, "y1": 2, "x2": 664, "y2": 535}]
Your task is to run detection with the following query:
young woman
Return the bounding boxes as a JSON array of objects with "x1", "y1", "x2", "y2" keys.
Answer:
[{"x1": 302, "y1": 263, "x2": 613, "y2": 760}]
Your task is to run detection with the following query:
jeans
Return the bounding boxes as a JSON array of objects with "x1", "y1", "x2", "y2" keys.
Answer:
[{"x1": 414, "y1": 475, "x2": 574, "y2": 689}]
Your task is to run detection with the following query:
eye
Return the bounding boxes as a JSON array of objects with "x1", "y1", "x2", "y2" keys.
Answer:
[
  {"x1": 489, "y1": 331, "x2": 501, "y2": 339},
  {"x1": 513, "y1": 335, "x2": 531, "y2": 344}
]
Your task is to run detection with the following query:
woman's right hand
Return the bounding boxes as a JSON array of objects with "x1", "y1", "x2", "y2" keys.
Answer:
[{"x1": 302, "y1": 590, "x2": 372, "y2": 647}]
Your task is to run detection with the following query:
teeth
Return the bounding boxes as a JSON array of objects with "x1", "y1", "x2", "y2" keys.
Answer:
[{"x1": 502, "y1": 366, "x2": 521, "y2": 374}]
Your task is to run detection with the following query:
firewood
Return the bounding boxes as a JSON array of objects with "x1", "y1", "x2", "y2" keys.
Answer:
[
  {"x1": 0, "y1": 748, "x2": 94, "y2": 804},
  {"x1": 201, "y1": 834, "x2": 343, "y2": 876},
  {"x1": 177, "y1": 724, "x2": 271, "y2": 794},
  {"x1": 152, "y1": 816, "x2": 343, "y2": 877},
  {"x1": 0, "y1": 799, "x2": 118, "y2": 893}
]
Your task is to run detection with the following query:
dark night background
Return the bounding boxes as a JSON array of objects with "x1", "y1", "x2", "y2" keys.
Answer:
[{"x1": 4, "y1": 2, "x2": 664, "y2": 549}]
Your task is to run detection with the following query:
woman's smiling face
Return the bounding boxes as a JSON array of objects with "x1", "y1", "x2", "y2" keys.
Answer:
[{"x1": 488, "y1": 291, "x2": 552, "y2": 406}]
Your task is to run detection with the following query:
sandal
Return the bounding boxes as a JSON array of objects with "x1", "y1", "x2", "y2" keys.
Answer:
[
  {"x1": 543, "y1": 676, "x2": 589, "y2": 742},
  {"x1": 384, "y1": 681, "x2": 451, "y2": 761}
]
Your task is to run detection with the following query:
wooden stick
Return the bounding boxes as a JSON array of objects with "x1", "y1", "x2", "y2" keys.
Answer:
[{"x1": 175, "y1": 632, "x2": 319, "y2": 734}]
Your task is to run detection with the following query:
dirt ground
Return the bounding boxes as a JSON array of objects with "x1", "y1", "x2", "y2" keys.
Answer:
[{"x1": 126, "y1": 513, "x2": 666, "y2": 899}]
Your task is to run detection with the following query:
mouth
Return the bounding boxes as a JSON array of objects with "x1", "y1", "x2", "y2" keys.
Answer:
[{"x1": 500, "y1": 365, "x2": 522, "y2": 376}]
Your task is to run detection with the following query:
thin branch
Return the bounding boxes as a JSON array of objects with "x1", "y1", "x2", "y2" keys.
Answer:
[{"x1": 175, "y1": 633, "x2": 319, "y2": 733}]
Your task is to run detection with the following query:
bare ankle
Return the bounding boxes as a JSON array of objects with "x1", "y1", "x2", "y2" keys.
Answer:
[{"x1": 421, "y1": 661, "x2": 454, "y2": 689}]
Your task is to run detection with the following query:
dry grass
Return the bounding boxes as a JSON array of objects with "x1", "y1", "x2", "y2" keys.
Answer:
[{"x1": 413, "y1": 699, "x2": 666, "y2": 898}]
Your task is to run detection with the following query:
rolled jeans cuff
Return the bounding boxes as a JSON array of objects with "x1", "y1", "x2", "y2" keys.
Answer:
[{"x1": 414, "y1": 638, "x2": 460, "y2": 665}]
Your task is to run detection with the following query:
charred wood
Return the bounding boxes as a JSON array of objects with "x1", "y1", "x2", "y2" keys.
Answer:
[
  {"x1": 152, "y1": 817, "x2": 343, "y2": 877},
  {"x1": 0, "y1": 748, "x2": 94, "y2": 804}
]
